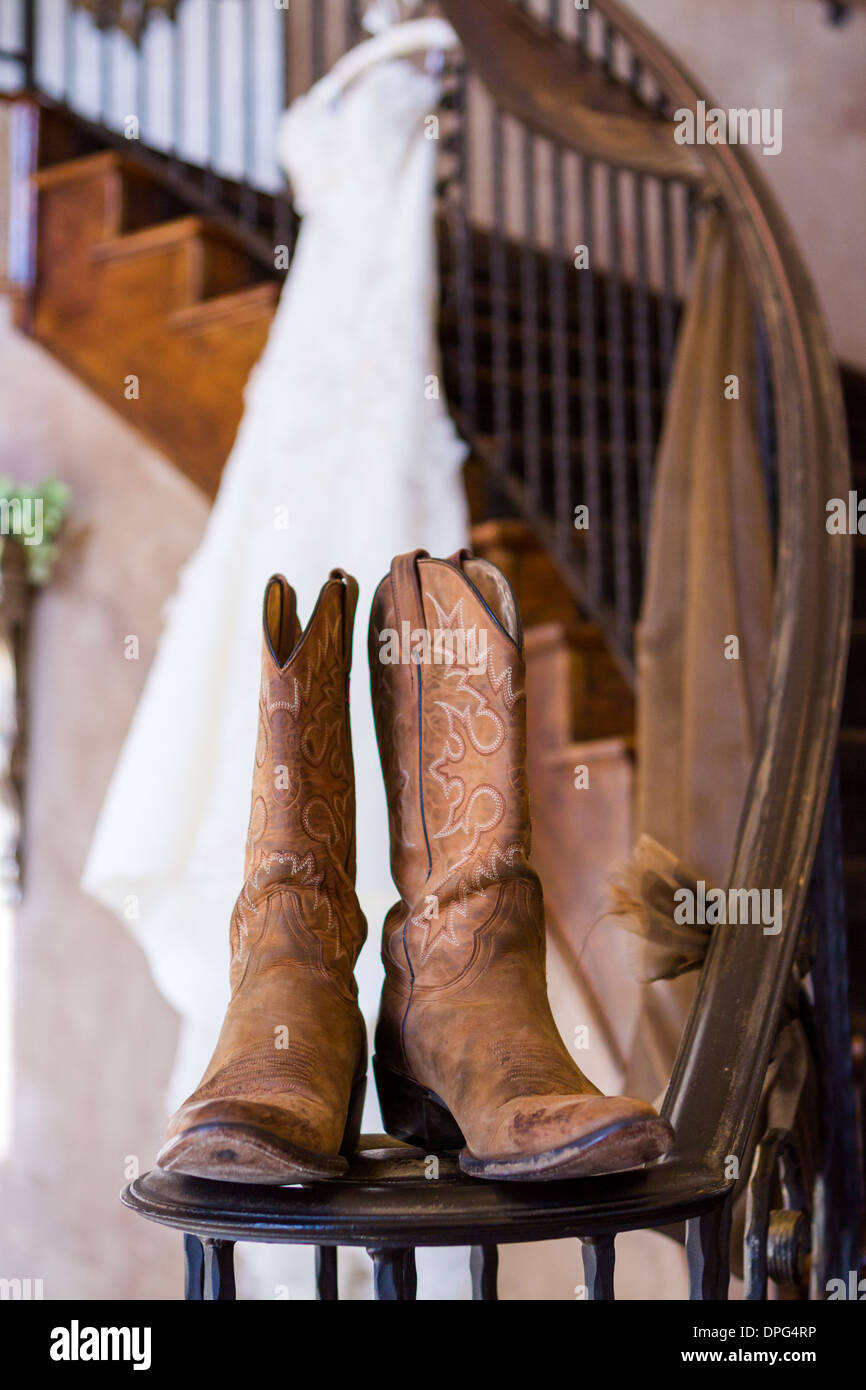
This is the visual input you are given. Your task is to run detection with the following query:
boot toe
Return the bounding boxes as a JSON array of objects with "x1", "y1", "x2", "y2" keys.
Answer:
[
  {"x1": 157, "y1": 1096, "x2": 348, "y2": 1185},
  {"x1": 461, "y1": 1093, "x2": 674, "y2": 1181}
]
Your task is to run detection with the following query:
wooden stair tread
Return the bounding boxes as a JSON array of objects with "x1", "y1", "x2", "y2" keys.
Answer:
[
  {"x1": 91, "y1": 215, "x2": 224, "y2": 263},
  {"x1": 30, "y1": 148, "x2": 123, "y2": 188},
  {"x1": 168, "y1": 280, "x2": 280, "y2": 333},
  {"x1": 541, "y1": 734, "x2": 634, "y2": 766},
  {"x1": 524, "y1": 620, "x2": 606, "y2": 653}
]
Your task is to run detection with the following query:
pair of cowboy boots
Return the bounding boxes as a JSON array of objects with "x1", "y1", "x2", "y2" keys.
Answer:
[{"x1": 157, "y1": 550, "x2": 673, "y2": 1184}]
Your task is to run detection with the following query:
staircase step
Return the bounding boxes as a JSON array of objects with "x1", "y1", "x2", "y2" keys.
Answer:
[
  {"x1": 31, "y1": 148, "x2": 121, "y2": 190},
  {"x1": 27, "y1": 152, "x2": 273, "y2": 496},
  {"x1": 92, "y1": 215, "x2": 262, "y2": 305},
  {"x1": 168, "y1": 280, "x2": 280, "y2": 334},
  {"x1": 33, "y1": 147, "x2": 188, "y2": 238}
]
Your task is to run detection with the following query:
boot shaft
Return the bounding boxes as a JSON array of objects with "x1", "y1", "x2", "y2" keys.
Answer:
[
  {"x1": 231, "y1": 571, "x2": 366, "y2": 986},
  {"x1": 369, "y1": 550, "x2": 540, "y2": 989}
]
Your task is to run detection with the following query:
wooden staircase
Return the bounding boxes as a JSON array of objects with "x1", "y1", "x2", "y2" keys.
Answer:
[{"x1": 16, "y1": 129, "x2": 277, "y2": 496}]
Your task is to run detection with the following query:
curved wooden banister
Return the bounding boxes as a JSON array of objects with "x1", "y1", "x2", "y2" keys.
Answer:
[
  {"x1": 586, "y1": 0, "x2": 852, "y2": 1168},
  {"x1": 437, "y1": 0, "x2": 705, "y2": 180},
  {"x1": 441, "y1": 0, "x2": 853, "y2": 1182}
]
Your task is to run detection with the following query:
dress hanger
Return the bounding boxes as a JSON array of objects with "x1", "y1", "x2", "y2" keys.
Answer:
[{"x1": 312, "y1": 17, "x2": 461, "y2": 106}]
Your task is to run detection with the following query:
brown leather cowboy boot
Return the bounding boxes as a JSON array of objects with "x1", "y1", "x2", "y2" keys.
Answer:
[
  {"x1": 158, "y1": 571, "x2": 367, "y2": 1184},
  {"x1": 370, "y1": 549, "x2": 674, "y2": 1180}
]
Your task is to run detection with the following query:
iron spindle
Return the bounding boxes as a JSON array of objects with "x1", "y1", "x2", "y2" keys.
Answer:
[
  {"x1": 605, "y1": 164, "x2": 632, "y2": 644},
  {"x1": 632, "y1": 171, "x2": 655, "y2": 566},
  {"x1": 578, "y1": 155, "x2": 603, "y2": 610},
  {"x1": 470, "y1": 1245, "x2": 499, "y2": 1300},
  {"x1": 521, "y1": 127, "x2": 542, "y2": 511},
  {"x1": 602, "y1": 19, "x2": 615, "y2": 76},
  {"x1": 171, "y1": 2, "x2": 183, "y2": 166},
  {"x1": 311, "y1": 0, "x2": 325, "y2": 82},
  {"x1": 241, "y1": 0, "x2": 256, "y2": 223},
  {"x1": 454, "y1": 61, "x2": 477, "y2": 432},
  {"x1": 346, "y1": 0, "x2": 363, "y2": 50},
  {"x1": 98, "y1": 21, "x2": 110, "y2": 123},
  {"x1": 136, "y1": 15, "x2": 148, "y2": 141},
  {"x1": 204, "y1": 0, "x2": 220, "y2": 201},
  {"x1": 21, "y1": 0, "x2": 35, "y2": 90},
  {"x1": 659, "y1": 178, "x2": 676, "y2": 384},
  {"x1": 315, "y1": 1245, "x2": 339, "y2": 1300},
  {"x1": 491, "y1": 106, "x2": 511, "y2": 477},
  {"x1": 63, "y1": 0, "x2": 75, "y2": 106},
  {"x1": 549, "y1": 142, "x2": 571, "y2": 560}
]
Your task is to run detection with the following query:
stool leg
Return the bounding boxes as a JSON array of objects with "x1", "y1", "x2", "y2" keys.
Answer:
[
  {"x1": 367, "y1": 1247, "x2": 417, "y2": 1300},
  {"x1": 315, "y1": 1245, "x2": 339, "y2": 1300},
  {"x1": 203, "y1": 1238, "x2": 236, "y2": 1301},
  {"x1": 686, "y1": 1200, "x2": 732, "y2": 1301},
  {"x1": 470, "y1": 1245, "x2": 499, "y2": 1300},
  {"x1": 581, "y1": 1234, "x2": 616, "y2": 1300},
  {"x1": 184, "y1": 1234, "x2": 205, "y2": 1301}
]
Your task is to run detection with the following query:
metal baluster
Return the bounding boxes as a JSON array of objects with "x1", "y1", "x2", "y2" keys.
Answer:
[
  {"x1": 602, "y1": 19, "x2": 615, "y2": 76},
  {"x1": 521, "y1": 127, "x2": 542, "y2": 511},
  {"x1": 136, "y1": 19, "x2": 149, "y2": 142},
  {"x1": 578, "y1": 156, "x2": 602, "y2": 611},
  {"x1": 630, "y1": 51, "x2": 642, "y2": 95},
  {"x1": 659, "y1": 178, "x2": 676, "y2": 385},
  {"x1": 202, "y1": 1238, "x2": 236, "y2": 1302},
  {"x1": 549, "y1": 142, "x2": 571, "y2": 560},
  {"x1": 21, "y1": 0, "x2": 35, "y2": 90},
  {"x1": 367, "y1": 1248, "x2": 417, "y2": 1301},
  {"x1": 274, "y1": 4, "x2": 291, "y2": 254},
  {"x1": 171, "y1": 3, "x2": 183, "y2": 169},
  {"x1": 491, "y1": 107, "x2": 511, "y2": 478},
  {"x1": 686, "y1": 1201, "x2": 732, "y2": 1301},
  {"x1": 454, "y1": 61, "x2": 477, "y2": 432},
  {"x1": 204, "y1": 0, "x2": 220, "y2": 202},
  {"x1": 754, "y1": 311, "x2": 779, "y2": 542},
  {"x1": 576, "y1": 5, "x2": 589, "y2": 47},
  {"x1": 315, "y1": 1245, "x2": 339, "y2": 1300},
  {"x1": 581, "y1": 1234, "x2": 616, "y2": 1300},
  {"x1": 64, "y1": 0, "x2": 75, "y2": 107},
  {"x1": 470, "y1": 1245, "x2": 499, "y2": 1300},
  {"x1": 346, "y1": 0, "x2": 363, "y2": 49},
  {"x1": 98, "y1": 22, "x2": 111, "y2": 124},
  {"x1": 686, "y1": 180, "x2": 698, "y2": 260},
  {"x1": 183, "y1": 1234, "x2": 205, "y2": 1300},
  {"x1": 605, "y1": 165, "x2": 632, "y2": 645},
  {"x1": 311, "y1": 0, "x2": 325, "y2": 82},
  {"x1": 632, "y1": 172, "x2": 654, "y2": 568},
  {"x1": 241, "y1": 0, "x2": 256, "y2": 223}
]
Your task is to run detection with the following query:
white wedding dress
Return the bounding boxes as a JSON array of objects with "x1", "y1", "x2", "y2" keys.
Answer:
[{"x1": 82, "y1": 57, "x2": 469, "y2": 1298}]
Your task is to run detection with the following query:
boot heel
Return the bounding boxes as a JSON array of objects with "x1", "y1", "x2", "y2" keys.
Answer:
[
  {"x1": 340, "y1": 1077, "x2": 366, "y2": 1158},
  {"x1": 373, "y1": 1057, "x2": 465, "y2": 1151}
]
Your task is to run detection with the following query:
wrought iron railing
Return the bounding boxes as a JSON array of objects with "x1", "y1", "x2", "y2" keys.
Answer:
[{"x1": 0, "y1": 0, "x2": 370, "y2": 264}]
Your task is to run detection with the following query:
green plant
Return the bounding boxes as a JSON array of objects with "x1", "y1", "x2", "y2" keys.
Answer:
[{"x1": 0, "y1": 477, "x2": 71, "y2": 585}]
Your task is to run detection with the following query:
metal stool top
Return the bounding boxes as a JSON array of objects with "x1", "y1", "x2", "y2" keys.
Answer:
[{"x1": 122, "y1": 1134, "x2": 727, "y2": 1299}]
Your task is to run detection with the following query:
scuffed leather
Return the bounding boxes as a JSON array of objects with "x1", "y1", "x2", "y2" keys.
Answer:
[
  {"x1": 162, "y1": 572, "x2": 367, "y2": 1162},
  {"x1": 371, "y1": 551, "x2": 664, "y2": 1162}
]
